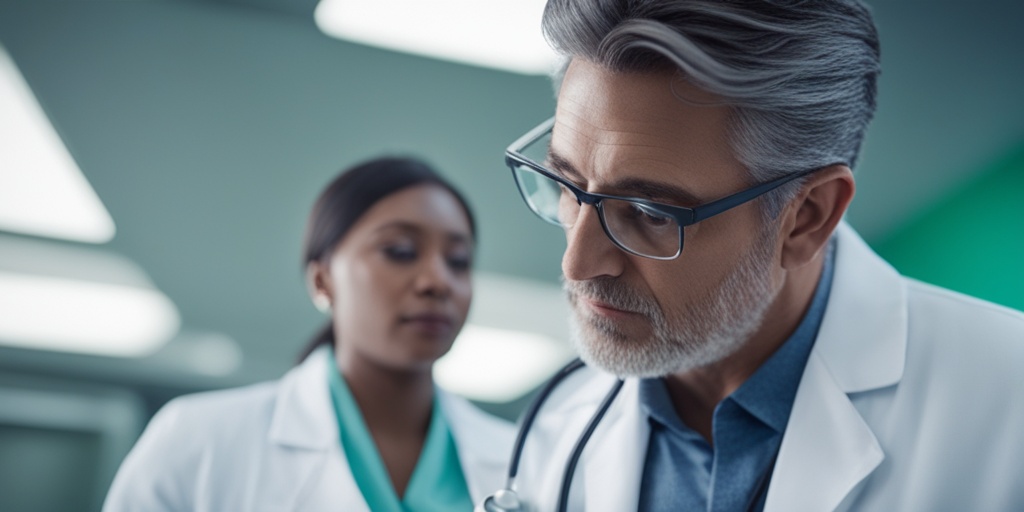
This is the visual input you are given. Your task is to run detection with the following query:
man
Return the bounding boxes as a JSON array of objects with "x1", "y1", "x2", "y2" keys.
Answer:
[{"x1": 502, "y1": 1, "x2": 1024, "y2": 511}]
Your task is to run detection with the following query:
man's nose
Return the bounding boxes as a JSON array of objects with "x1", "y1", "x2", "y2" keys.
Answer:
[{"x1": 562, "y1": 204, "x2": 625, "y2": 282}]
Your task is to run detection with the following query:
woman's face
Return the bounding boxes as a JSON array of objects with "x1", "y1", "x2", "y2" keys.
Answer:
[{"x1": 310, "y1": 184, "x2": 474, "y2": 373}]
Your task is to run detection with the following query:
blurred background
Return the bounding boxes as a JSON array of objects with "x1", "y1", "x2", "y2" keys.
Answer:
[{"x1": 0, "y1": 0, "x2": 1021, "y2": 510}]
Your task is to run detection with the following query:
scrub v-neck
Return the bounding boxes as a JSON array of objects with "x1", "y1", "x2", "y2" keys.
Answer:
[{"x1": 326, "y1": 352, "x2": 474, "y2": 512}]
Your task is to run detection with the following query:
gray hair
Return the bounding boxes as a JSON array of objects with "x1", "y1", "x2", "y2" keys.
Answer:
[{"x1": 542, "y1": 0, "x2": 881, "y2": 217}]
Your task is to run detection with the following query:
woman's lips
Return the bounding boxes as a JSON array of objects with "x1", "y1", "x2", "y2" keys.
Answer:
[{"x1": 401, "y1": 313, "x2": 454, "y2": 335}]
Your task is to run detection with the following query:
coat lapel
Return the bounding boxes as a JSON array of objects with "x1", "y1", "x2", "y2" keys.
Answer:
[
  {"x1": 439, "y1": 389, "x2": 515, "y2": 503},
  {"x1": 814, "y1": 223, "x2": 907, "y2": 393},
  {"x1": 517, "y1": 369, "x2": 627, "y2": 512},
  {"x1": 762, "y1": 352, "x2": 883, "y2": 512},
  {"x1": 582, "y1": 379, "x2": 649, "y2": 512},
  {"x1": 252, "y1": 347, "x2": 370, "y2": 512},
  {"x1": 764, "y1": 223, "x2": 907, "y2": 512}
]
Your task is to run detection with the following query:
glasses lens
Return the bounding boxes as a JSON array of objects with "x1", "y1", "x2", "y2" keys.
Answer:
[
  {"x1": 512, "y1": 165, "x2": 579, "y2": 227},
  {"x1": 601, "y1": 199, "x2": 682, "y2": 259},
  {"x1": 508, "y1": 120, "x2": 681, "y2": 259}
]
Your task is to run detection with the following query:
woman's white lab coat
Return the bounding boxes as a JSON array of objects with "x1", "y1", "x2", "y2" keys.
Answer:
[
  {"x1": 512, "y1": 223, "x2": 1024, "y2": 512},
  {"x1": 103, "y1": 347, "x2": 514, "y2": 512}
]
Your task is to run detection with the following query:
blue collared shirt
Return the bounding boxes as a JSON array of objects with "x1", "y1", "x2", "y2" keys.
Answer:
[{"x1": 637, "y1": 240, "x2": 836, "y2": 512}]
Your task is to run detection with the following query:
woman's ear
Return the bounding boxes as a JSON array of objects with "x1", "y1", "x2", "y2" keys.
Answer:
[
  {"x1": 306, "y1": 261, "x2": 333, "y2": 314},
  {"x1": 779, "y1": 165, "x2": 855, "y2": 270}
]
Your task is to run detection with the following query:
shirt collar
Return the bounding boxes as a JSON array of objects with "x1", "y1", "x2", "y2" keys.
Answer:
[
  {"x1": 729, "y1": 238, "x2": 836, "y2": 432},
  {"x1": 639, "y1": 375, "x2": 703, "y2": 439}
]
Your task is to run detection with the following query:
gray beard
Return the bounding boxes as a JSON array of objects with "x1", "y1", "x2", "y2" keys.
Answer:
[{"x1": 564, "y1": 232, "x2": 779, "y2": 378}]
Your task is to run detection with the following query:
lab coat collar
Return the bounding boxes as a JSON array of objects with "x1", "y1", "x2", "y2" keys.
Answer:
[
  {"x1": 268, "y1": 346, "x2": 337, "y2": 449},
  {"x1": 440, "y1": 390, "x2": 512, "y2": 501},
  {"x1": 261, "y1": 347, "x2": 509, "y2": 507},
  {"x1": 763, "y1": 222, "x2": 907, "y2": 512},
  {"x1": 582, "y1": 378, "x2": 650, "y2": 512},
  {"x1": 258, "y1": 346, "x2": 367, "y2": 511},
  {"x1": 815, "y1": 222, "x2": 908, "y2": 393},
  {"x1": 762, "y1": 351, "x2": 884, "y2": 512}
]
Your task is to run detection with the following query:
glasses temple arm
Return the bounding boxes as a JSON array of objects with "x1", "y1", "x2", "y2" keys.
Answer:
[{"x1": 690, "y1": 170, "x2": 814, "y2": 223}]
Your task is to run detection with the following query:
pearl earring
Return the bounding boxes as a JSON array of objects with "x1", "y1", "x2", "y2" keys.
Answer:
[{"x1": 313, "y1": 294, "x2": 331, "y2": 314}]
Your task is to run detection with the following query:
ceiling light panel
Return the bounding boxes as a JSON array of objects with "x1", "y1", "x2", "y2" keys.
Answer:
[
  {"x1": 314, "y1": 0, "x2": 559, "y2": 75},
  {"x1": 0, "y1": 271, "x2": 180, "y2": 357},
  {"x1": 0, "y1": 235, "x2": 180, "y2": 357},
  {"x1": 0, "y1": 45, "x2": 115, "y2": 244}
]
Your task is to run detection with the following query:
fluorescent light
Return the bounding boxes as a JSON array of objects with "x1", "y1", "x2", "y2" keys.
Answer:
[
  {"x1": 0, "y1": 235, "x2": 180, "y2": 357},
  {"x1": 0, "y1": 271, "x2": 180, "y2": 357},
  {"x1": 0, "y1": 44, "x2": 115, "y2": 243},
  {"x1": 314, "y1": 0, "x2": 559, "y2": 75},
  {"x1": 435, "y1": 324, "x2": 572, "y2": 403}
]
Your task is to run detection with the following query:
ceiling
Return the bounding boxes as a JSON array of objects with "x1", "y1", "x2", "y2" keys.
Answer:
[{"x1": 0, "y1": 0, "x2": 1021, "y2": 393}]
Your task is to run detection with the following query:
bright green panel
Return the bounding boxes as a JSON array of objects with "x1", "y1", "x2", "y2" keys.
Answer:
[{"x1": 873, "y1": 147, "x2": 1024, "y2": 311}]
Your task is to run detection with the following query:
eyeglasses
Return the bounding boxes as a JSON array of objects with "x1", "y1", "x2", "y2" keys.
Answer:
[{"x1": 504, "y1": 117, "x2": 819, "y2": 260}]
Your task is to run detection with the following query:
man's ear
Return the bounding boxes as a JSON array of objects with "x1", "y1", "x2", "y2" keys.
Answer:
[
  {"x1": 779, "y1": 165, "x2": 855, "y2": 270},
  {"x1": 305, "y1": 261, "x2": 333, "y2": 312}
]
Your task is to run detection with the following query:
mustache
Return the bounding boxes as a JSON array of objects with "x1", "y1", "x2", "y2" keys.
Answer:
[{"x1": 562, "y1": 277, "x2": 658, "y2": 317}]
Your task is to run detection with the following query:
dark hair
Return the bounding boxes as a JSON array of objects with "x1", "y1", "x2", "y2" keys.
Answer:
[{"x1": 296, "y1": 156, "x2": 476, "y2": 363}]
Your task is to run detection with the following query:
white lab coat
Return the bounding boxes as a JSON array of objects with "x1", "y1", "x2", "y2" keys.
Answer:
[
  {"x1": 103, "y1": 347, "x2": 515, "y2": 512},
  {"x1": 514, "y1": 223, "x2": 1024, "y2": 512}
]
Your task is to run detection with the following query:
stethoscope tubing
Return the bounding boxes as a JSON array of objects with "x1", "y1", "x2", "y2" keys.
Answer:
[
  {"x1": 485, "y1": 358, "x2": 624, "y2": 512},
  {"x1": 506, "y1": 358, "x2": 586, "y2": 482},
  {"x1": 556, "y1": 377, "x2": 625, "y2": 512}
]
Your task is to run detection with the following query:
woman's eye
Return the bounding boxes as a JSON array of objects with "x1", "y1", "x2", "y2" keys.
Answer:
[
  {"x1": 446, "y1": 254, "x2": 472, "y2": 272},
  {"x1": 383, "y1": 245, "x2": 417, "y2": 262}
]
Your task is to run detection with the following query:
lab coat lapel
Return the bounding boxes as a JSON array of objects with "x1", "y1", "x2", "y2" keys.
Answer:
[
  {"x1": 251, "y1": 444, "x2": 367, "y2": 512},
  {"x1": 253, "y1": 348, "x2": 370, "y2": 512},
  {"x1": 762, "y1": 352, "x2": 883, "y2": 512},
  {"x1": 582, "y1": 379, "x2": 649, "y2": 512},
  {"x1": 439, "y1": 390, "x2": 512, "y2": 503},
  {"x1": 764, "y1": 223, "x2": 907, "y2": 512}
]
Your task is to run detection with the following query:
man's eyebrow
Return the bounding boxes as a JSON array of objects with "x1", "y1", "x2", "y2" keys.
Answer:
[
  {"x1": 613, "y1": 177, "x2": 703, "y2": 206},
  {"x1": 547, "y1": 150, "x2": 703, "y2": 206},
  {"x1": 546, "y1": 151, "x2": 583, "y2": 181}
]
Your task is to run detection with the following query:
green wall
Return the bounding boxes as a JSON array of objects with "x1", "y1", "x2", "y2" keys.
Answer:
[{"x1": 873, "y1": 147, "x2": 1024, "y2": 312}]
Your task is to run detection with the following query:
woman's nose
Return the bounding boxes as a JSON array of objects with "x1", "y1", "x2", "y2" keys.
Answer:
[{"x1": 414, "y1": 254, "x2": 453, "y2": 298}]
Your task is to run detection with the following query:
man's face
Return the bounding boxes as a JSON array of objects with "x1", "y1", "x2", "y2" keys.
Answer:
[{"x1": 552, "y1": 59, "x2": 783, "y2": 377}]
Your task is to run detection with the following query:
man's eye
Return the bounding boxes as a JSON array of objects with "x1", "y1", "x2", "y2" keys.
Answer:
[
  {"x1": 383, "y1": 246, "x2": 417, "y2": 262},
  {"x1": 631, "y1": 203, "x2": 672, "y2": 226}
]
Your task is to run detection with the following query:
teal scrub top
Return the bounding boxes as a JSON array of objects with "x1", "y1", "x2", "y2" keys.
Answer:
[{"x1": 326, "y1": 353, "x2": 474, "y2": 512}]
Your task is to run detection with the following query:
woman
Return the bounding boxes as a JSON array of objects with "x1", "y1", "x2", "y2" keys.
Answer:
[{"x1": 104, "y1": 157, "x2": 514, "y2": 511}]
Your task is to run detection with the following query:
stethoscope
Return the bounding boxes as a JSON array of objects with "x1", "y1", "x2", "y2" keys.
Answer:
[
  {"x1": 476, "y1": 358, "x2": 778, "y2": 512},
  {"x1": 476, "y1": 358, "x2": 624, "y2": 512}
]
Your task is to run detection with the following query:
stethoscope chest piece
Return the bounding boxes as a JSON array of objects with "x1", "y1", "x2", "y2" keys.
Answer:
[
  {"x1": 476, "y1": 358, "x2": 624, "y2": 512},
  {"x1": 477, "y1": 488, "x2": 522, "y2": 512}
]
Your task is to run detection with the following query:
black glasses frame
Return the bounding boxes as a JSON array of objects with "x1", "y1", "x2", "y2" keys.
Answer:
[{"x1": 504, "y1": 117, "x2": 824, "y2": 260}]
